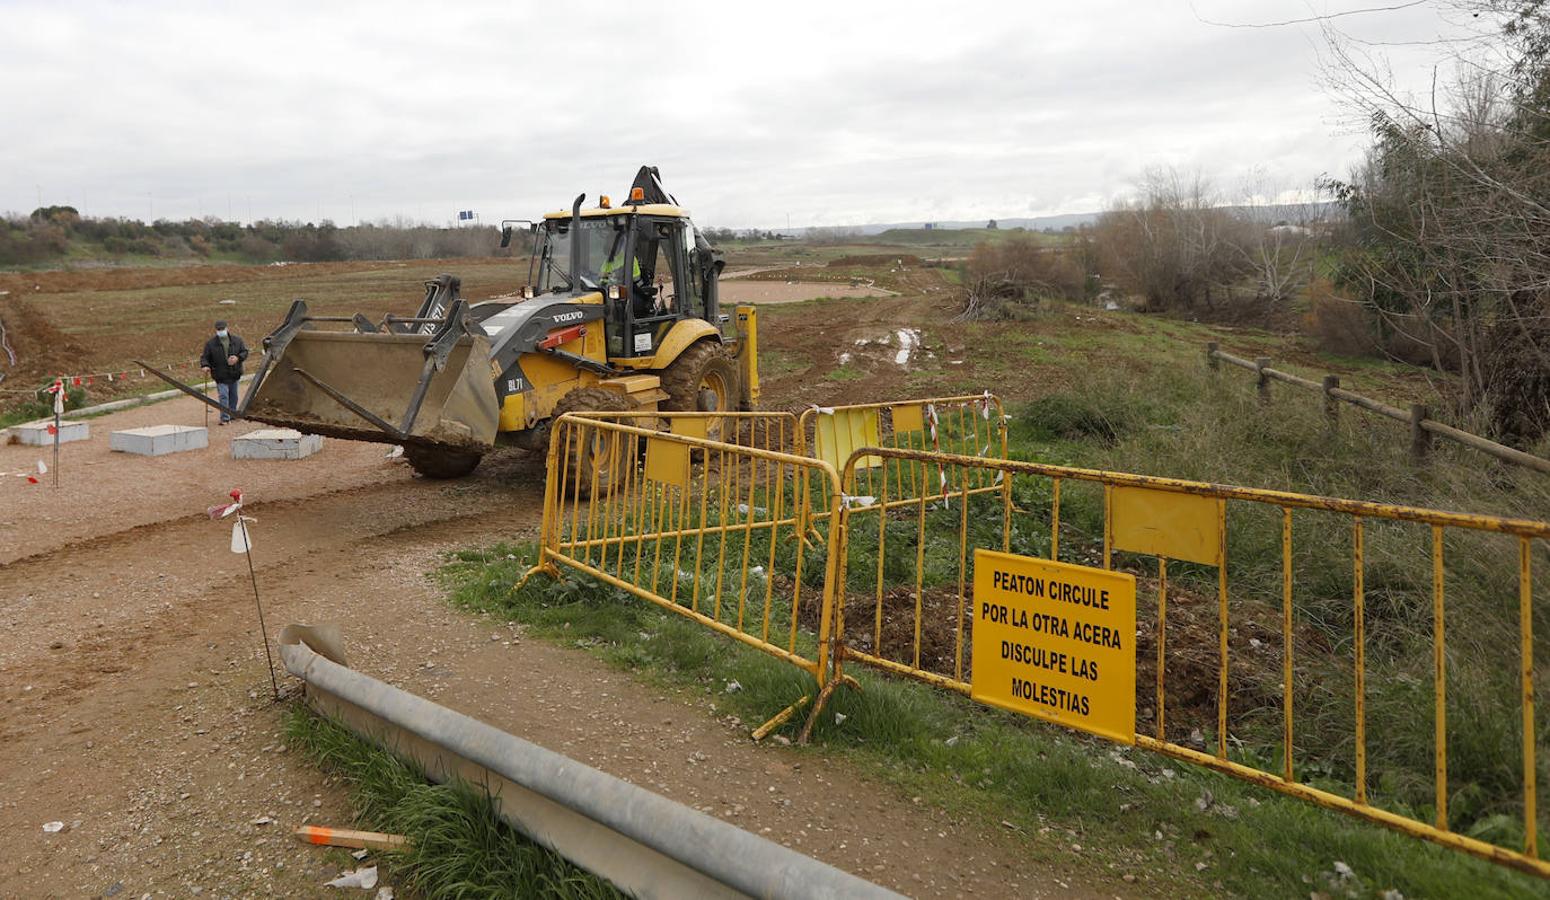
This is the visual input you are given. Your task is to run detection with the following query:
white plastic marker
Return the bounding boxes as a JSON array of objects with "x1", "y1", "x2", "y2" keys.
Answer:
[
  {"x1": 209, "y1": 488, "x2": 279, "y2": 700},
  {"x1": 50, "y1": 379, "x2": 63, "y2": 488}
]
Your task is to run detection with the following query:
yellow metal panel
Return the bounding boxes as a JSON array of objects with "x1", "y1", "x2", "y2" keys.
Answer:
[
  {"x1": 1111, "y1": 485, "x2": 1223, "y2": 566},
  {"x1": 613, "y1": 320, "x2": 721, "y2": 371},
  {"x1": 815, "y1": 408, "x2": 881, "y2": 473},
  {"x1": 600, "y1": 373, "x2": 661, "y2": 394},
  {"x1": 497, "y1": 392, "x2": 525, "y2": 432},
  {"x1": 644, "y1": 435, "x2": 690, "y2": 488},
  {"x1": 971, "y1": 549, "x2": 1137, "y2": 744},
  {"x1": 736, "y1": 305, "x2": 759, "y2": 406},
  {"x1": 669, "y1": 417, "x2": 708, "y2": 439},
  {"x1": 891, "y1": 403, "x2": 925, "y2": 434}
]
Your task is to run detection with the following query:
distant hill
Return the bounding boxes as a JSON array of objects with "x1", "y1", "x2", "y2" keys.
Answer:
[{"x1": 786, "y1": 202, "x2": 1337, "y2": 237}]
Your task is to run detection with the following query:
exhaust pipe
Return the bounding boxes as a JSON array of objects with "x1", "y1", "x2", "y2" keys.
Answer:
[{"x1": 568, "y1": 193, "x2": 585, "y2": 289}]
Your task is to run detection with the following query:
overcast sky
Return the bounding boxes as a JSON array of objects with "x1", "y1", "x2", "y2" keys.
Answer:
[{"x1": 0, "y1": 1, "x2": 1483, "y2": 229}]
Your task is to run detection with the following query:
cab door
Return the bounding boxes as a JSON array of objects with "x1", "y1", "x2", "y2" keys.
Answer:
[{"x1": 621, "y1": 217, "x2": 694, "y2": 359}]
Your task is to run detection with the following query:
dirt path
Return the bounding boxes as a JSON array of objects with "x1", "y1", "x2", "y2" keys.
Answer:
[
  {"x1": 0, "y1": 396, "x2": 1130, "y2": 898},
  {"x1": 719, "y1": 280, "x2": 892, "y2": 304}
]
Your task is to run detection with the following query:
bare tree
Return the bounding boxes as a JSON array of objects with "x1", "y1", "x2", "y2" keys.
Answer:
[{"x1": 1317, "y1": 3, "x2": 1550, "y2": 442}]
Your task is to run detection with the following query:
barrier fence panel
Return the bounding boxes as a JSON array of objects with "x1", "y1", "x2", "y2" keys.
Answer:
[
  {"x1": 833, "y1": 447, "x2": 1550, "y2": 878},
  {"x1": 571, "y1": 409, "x2": 802, "y2": 455},
  {"x1": 537, "y1": 413, "x2": 845, "y2": 692},
  {"x1": 798, "y1": 394, "x2": 1008, "y2": 521}
]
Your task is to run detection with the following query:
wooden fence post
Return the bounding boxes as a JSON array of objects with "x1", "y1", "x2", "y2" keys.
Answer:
[
  {"x1": 1322, "y1": 375, "x2": 1340, "y2": 426},
  {"x1": 1206, "y1": 341, "x2": 1219, "y2": 371},
  {"x1": 1411, "y1": 404, "x2": 1433, "y2": 463},
  {"x1": 1255, "y1": 357, "x2": 1273, "y2": 402}
]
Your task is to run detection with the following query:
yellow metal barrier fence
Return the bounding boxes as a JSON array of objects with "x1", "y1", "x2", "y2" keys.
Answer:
[
  {"x1": 534, "y1": 413, "x2": 846, "y2": 703},
  {"x1": 832, "y1": 446, "x2": 1550, "y2": 879},
  {"x1": 569, "y1": 409, "x2": 802, "y2": 455},
  {"x1": 798, "y1": 393, "x2": 1008, "y2": 519}
]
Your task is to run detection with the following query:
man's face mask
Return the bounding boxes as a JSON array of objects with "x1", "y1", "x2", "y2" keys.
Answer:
[{"x1": 216, "y1": 329, "x2": 228, "y2": 338}]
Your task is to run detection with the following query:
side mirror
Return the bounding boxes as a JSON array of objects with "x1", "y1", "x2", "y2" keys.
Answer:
[{"x1": 499, "y1": 226, "x2": 513, "y2": 249}]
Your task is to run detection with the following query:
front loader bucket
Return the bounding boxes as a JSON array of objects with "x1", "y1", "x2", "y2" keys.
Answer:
[{"x1": 245, "y1": 328, "x2": 499, "y2": 451}]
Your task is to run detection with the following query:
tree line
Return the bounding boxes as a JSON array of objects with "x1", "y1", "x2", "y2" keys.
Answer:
[
  {"x1": 961, "y1": 3, "x2": 1550, "y2": 447},
  {"x1": 0, "y1": 207, "x2": 509, "y2": 266}
]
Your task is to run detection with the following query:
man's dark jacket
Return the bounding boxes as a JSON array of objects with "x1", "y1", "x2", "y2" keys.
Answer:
[{"x1": 199, "y1": 333, "x2": 250, "y2": 382}]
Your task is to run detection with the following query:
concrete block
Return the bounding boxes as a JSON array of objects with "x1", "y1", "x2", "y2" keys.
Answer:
[
  {"x1": 110, "y1": 424, "x2": 208, "y2": 457},
  {"x1": 14, "y1": 420, "x2": 89, "y2": 446},
  {"x1": 232, "y1": 428, "x2": 323, "y2": 460}
]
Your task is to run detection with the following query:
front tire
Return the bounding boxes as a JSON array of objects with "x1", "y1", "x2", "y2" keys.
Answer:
[
  {"x1": 550, "y1": 386, "x2": 635, "y2": 497},
  {"x1": 660, "y1": 341, "x2": 740, "y2": 443}
]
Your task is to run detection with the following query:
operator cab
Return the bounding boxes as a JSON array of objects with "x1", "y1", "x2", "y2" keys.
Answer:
[{"x1": 529, "y1": 201, "x2": 725, "y2": 360}]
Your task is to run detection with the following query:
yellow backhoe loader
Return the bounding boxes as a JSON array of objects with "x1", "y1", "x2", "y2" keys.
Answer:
[{"x1": 144, "y1": 166, "x2": 758, "y2": 478}]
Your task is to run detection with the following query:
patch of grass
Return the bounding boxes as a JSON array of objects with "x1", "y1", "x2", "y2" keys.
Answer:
[
  {"x1": 757, "y1": 348, "x2": 808, "y2": 380},
  {"x1": 437, "y1": 544, "x2": 1545, "y2": 898},
  {"x1": 284, "y1": 704, "x2": 620, "y2": 899},
  {"x1": 1014, "y1": 392, "x2": 1140, "y2": 445},
  {"x1": 824, "y1": 364, "x2": 864, "y2": 382}
]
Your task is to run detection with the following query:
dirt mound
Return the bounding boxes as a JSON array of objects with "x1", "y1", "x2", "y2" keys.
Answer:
[
  {"x1": 839, "y1": 585, "x2": 971, "y2": 679},
  {"x1": 828, "y1": 254, "x2": 922, "y2": 268},
  {"x1": 0, "y1": 296, "x2": 86, "y2": 383}
]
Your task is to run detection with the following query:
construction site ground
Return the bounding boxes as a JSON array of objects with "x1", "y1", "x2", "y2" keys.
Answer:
[
  {"x1": 0, "y1": 254, "x2": 1153, "y2": 898},
  {"x1": 0, "y1": 256, "x2": 1457, "y2": 898},
  {"x1": 0, "y1": 393, "x2": 1124, "y2": 898}
]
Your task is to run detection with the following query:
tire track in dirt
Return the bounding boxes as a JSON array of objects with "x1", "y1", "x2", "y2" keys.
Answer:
[{"x1": 0, "y1": 469, "x2": 545, "y2": 741}]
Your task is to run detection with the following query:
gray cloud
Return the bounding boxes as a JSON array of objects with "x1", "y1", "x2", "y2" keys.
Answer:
[{"x1": 0, "y1": 0, "x2": 1464, "y2": 228}]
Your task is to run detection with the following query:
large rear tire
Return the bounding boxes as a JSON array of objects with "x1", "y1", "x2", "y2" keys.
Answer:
[
  {"x1": 403, "y1": 445, "x2": 483, "y2": 479},
  {"x1": 660, "y1": 340, "x2": 740, "y2": 443},
  {"x1": 550, "y1": 386, "x2": 634, "y2": 497}
]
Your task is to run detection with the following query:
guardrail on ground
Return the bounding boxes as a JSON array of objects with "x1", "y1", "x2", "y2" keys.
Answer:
[
  {"x1": 1206, "y1": 342, "x2": 1550, "y2": 474},
  {"x1": 831, "y1": 446, "x2": 1550, "y2": 878},
  {"x1": 279, "y1": 626, "x2": 901, "y2": 899}
]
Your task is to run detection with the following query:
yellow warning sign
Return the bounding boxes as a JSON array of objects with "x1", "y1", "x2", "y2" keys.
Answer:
[{"x1": 971, "y1": 549, "x2": 1136, "y2": 744}]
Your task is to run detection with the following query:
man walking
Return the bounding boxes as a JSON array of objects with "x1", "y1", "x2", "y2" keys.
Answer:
[{"x1": 199, "y1": 320, "x2": 248, "y2": 425}]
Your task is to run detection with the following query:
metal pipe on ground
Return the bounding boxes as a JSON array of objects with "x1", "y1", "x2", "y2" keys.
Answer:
[{"x1": 278, "y1": 626, "x2": 901, "y2": 900}]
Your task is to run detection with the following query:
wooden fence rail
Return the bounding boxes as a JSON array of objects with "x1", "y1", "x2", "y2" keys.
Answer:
[{"x1": 1205, "y1": 342, "x2": 1550, "y2": 475}]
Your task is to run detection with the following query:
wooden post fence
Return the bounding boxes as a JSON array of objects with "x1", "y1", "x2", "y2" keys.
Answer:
[{"x1": 1203, "y1": 344, "x2": 1550, "y2": 475}]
